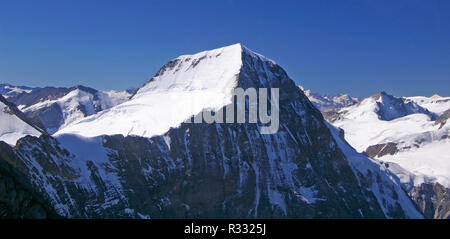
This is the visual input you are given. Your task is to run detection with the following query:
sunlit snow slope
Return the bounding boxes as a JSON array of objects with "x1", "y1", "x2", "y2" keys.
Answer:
[
  {"x1": 405, "y1": 95, "x2": 450, "y2": 115},
  {"x1": 56, "y1": 44, "x2": 245, "y2": 138},
  {"x1": 0, "y1": 96, "x2": 42, "y2": 145}
]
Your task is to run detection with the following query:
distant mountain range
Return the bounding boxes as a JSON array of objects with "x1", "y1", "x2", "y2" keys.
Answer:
[
  {"x1": 303, "y1": 89, "x2": 450, "y2": 218},
  {"x1": 0, "y1": 44, "x2": 448, "y2": 219},
  {"x1": 1, "y1": 84, "x2": 132, "y2": 134},
  {"x1": 299, "y1": 86, "x2": 359, "y2": 112}
]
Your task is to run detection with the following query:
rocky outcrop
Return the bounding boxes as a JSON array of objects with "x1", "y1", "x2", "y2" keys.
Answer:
[
  {"x1": 322, "y1": 109, "x2": 346, "y2": 123},
  {"x1": 365, "y1": 143, "x2": 399, "y2": 158},
  {"x1": 0, "y1": 142, "x2": 59, "y2": 218},
  {"x1": 409, "y1": 182, "x2": 450, "y2": 219},
  {"x1": 435, "y1": 108, "x2": 450, "y2": 129}
]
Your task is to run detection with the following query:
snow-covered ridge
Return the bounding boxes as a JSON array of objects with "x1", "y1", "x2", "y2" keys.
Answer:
[
  {"x1": 0, "y1": 83, "x2": 40, "y2": 98},
  {"x1": 57, "y1": 43, "x2": 255, "y2": 138},
  {"x1": 0, "y1": 96, "x2": 42, "y2": 145},
  {"x1": 241, "y1": 45, "x2": 277, "y2": 65},
  {"x1": 7, "y1": 85, "x2": 131, "y2": 134},
  {"x1": 19, "y1": 87, "x2": 131, "y2": 115},
  {"x1": 405, "y1": 95, "x2": 450, "y2": 115},
  {"x1": 134, "y1": 43, "x2": 242, "y2": 96}
]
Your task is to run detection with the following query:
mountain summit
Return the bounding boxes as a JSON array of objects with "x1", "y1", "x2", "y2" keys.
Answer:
[{"x1": 56, "y1": 44, "x2": 279, "y2": 138}]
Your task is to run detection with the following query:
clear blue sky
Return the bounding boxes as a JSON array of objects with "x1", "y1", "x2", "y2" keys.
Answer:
[{"x1": 1, "y1": 0, "x2": 449, "y2": 97}]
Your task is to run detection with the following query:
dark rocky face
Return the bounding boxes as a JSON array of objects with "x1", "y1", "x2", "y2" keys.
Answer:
[
  {"x1": 365, "y1": 143, "x2": 399, "y2": 158},
  {"x1": 24, "y1": 103, "x2": 63, "y2": 134},
  {"x1": 371, "y1": 92, "x2": 437, "y2": 121},
  {"x1": 409, "y1": 182, "x2": 450, "y2": 219},
  {"x1": 0, "y1": 142, "x2": 59, "y2": 219},
  {"x1": 435, "y1": 108, "x2": 450, "y2": 129}
]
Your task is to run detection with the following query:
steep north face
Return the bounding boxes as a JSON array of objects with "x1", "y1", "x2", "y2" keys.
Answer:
[{"x1": 0, "y1": 44, "x2": 422, "y2": 218}]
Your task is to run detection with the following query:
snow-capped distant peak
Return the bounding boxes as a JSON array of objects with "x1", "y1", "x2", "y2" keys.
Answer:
[
  {"x1": 430, "y1": 94, "x2": 441, "y2": 99},
  {"x1": 0, "y1": 83, "x2": 40, "y2": 98},
  {"x1": 363, "y1": 91, "x2": 436, "y2": 121},
  {"x1": 332, "y1": 92, "x2": 440, "y2": 151},
  {"x1": 300, "y1": 86, "x2": 359, "y2": 112}
]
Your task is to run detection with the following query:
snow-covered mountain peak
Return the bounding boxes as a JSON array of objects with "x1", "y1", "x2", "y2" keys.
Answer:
[
  {"x1": 56, "y1": 44, "x2": 280, "y2": 138},
  {"x1": 331, "y1": 91, "x2": 450, "y2": 191},
  {"x1": 3, "y1": 46, "x2": 425, "y2": 219},
  {"x1": 133, "y1": 43, "x2": 243, "y2": 99},
  {"x1": 133, "y1": 43, "x2": 278, "y2": 98},
  {"x1": 370, "y1": 91, "x2": 388, "y2": 101},
  {"x1": 431, "y1": 94, "x2": 442, "y2": 99},
  {"x1": 364, "y1": 91, "x2": 436, "y2": 121},
  {"x1": 332, "y1": 91, "x2": 441, "y2": 150}
]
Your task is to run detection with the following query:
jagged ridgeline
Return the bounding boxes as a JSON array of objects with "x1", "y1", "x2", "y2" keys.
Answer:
[{"x1": 0, "y1": 44, "x2": 422, "y2": 218}]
